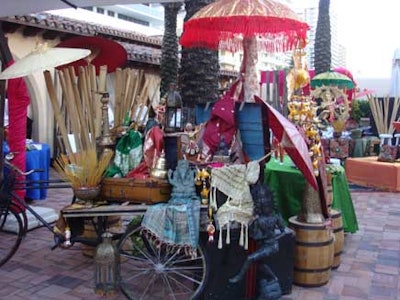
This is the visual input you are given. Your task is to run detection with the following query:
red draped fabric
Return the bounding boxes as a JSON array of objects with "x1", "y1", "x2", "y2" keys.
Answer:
[{"x1": 6, "y1": 60, "x2": 30, "y2": 205}]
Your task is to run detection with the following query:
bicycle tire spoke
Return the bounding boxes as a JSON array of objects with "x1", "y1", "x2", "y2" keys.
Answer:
[
  {"x1": 162, "y1": 271, "x2": 197, "y2": 295},
  {"x1": 161, "y1": 273, "x2": 178, "y2": 300}
]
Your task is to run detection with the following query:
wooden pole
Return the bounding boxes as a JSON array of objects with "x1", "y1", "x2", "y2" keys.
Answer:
[{"x1": 44, "y1": 70, "x2": 75, "y2": 162}]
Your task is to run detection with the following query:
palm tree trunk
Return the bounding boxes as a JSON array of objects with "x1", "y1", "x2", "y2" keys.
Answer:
[
  {"x1": 161, "y1": 2, "x2": 182, "y2": 96},
  {"x1": 180, "y1": 0, "x2": 219, "y2": 124},
  {"x1": 314, "y1": 0, "x2": 331, "y2": 75}
]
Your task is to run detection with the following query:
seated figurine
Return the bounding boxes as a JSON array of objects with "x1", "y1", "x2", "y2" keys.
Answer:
[{"x1": 168, "y1": 159, "x2": 198, "y2": 200}]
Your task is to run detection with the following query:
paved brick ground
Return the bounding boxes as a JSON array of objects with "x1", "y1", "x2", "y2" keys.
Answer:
[{"x1": 0, "y1": 168, "x2": 399, "y2": 299}]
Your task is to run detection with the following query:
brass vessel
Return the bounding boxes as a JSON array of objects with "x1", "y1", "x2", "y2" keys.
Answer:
[{"x1": 151, "y1": 151, "x2": 167, "y2": 179}]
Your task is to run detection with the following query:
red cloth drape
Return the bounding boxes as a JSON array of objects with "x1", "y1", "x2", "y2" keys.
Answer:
[{"x1": 6, "y1": 60, "x2": 30, "y2": 204}]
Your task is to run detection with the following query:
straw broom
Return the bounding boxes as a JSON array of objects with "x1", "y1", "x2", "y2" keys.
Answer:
[{"x1": 54, "y1": 148, "x2": 114, "y2": 188}]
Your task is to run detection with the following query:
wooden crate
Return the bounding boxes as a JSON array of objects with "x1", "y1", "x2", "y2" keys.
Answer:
[{"x1": 101, "y1": 177, "x2": 171, "y2": 204}]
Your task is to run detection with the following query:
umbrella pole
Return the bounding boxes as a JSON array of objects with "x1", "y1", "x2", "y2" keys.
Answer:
[
  {"x1": 298, "y1": 182, "x2": 325, "y2": 224},
  {"x1": 242, "y1": 36, "x2": 259, "y2": 103}
]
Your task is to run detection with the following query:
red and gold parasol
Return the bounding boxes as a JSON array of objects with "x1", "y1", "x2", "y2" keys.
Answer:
[
  {"x1": 259, "y1": 97, "x2": 318, "y2": 190},
  {"x1": 180, "y1": 0, "x2": 309, "y2": 102},
  {"x1": 180, "y1": 0, "x2": 309, "y2": 52}
]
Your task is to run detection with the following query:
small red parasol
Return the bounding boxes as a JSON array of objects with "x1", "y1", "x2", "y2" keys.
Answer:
[
  {"x1": 258, "y1": 96, "x2": 318, "y2": 190},
  {"x1": 56, "y1": 36, "x2": 127, "y2": 74}
]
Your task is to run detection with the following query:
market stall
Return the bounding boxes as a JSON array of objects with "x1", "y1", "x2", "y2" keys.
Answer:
[{"x1": 0, "y1": 0, "x2": 354, "y2": 298}]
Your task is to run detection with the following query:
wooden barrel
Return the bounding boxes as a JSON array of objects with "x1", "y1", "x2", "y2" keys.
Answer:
[
  {"x1": 82, "y1": 216, "x2": 122, "y2": 257},
  {"x1": 289, "y1": 216, "x2": 334, "y2": 287},
  {"x1": 330, "y1": 209, "x2": 344, "y2": 269}
]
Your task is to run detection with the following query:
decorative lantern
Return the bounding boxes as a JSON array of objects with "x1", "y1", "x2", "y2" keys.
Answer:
[
  {"x1": 94, "y1": 232, "x2": 120, "y2": 296},
  {"x1": 164, "y1": 82, "x2": 183, "y2": 132}
]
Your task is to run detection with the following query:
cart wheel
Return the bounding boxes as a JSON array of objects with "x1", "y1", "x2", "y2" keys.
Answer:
[
  {"x1": 117, "y1": 224, "x2": 208, "y2": 300},
  {"x1": 0, "y1": 205, "x2": 25, "y2": 267}
]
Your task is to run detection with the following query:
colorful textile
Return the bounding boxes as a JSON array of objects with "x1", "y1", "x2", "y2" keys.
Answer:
[
  {"x1": 7, "y1": 60, "x2": 30, "y2": 203},
  {"x1": 112, "y1": 129, "x2": 143, "y2": 177},
  {"x1": 141, "y1": 160, "x2": 201, "y2": 254},
  {"x1": 141, "y1": 197, "x2": 201, "y2": 253},
  {"x1": 210, "y1": 160, "x2": 260, "y2": 249},
  {"x1": 202, "y1": 84, "x2": 237, "y2": 155}
]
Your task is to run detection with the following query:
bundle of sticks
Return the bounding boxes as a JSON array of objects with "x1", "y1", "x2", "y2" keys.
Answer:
[
  {"x1": 44, "y1": 64, "x2": 161, "y2": 187},
  {"x1": 45, "y1": 64, "x2": 160, "y2": 155},
  {"x1": 368, "y1": 95, "x2": 400, "y2": 135}
]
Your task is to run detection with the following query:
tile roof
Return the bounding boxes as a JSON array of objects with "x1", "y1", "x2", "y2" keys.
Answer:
[
  {"x1": 0, "y1": 13, "x2": 237, "y2": 76},
  {"x1": 1, "y1": 13, "x2": 163, "y2": 66}
]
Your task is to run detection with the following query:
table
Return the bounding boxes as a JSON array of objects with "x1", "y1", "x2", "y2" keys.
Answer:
[
  {"x1": 264, "y1": 156, "x2": 359, "y2": 233},
  {"x1": 345, "y1": 156, "x2": 400, "y2": 192},
  {"x1": 4, "y1": 142, "x2": 51, "y2": 200}
]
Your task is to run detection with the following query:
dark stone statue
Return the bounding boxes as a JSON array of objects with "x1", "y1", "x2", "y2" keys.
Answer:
[
  {"x1": 168, "y1": 159, "x2": 197, "y2": 200},
  {"x1": 230, "y1": 182, "x2": 285, "y2": 300}
]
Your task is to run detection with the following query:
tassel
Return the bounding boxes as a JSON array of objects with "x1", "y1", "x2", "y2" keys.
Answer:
[
  {"x1": 239, "y1": 223, "x2": 244, "y2": 247},
  {"x1": 245, "y1": 225, "x2": 249, "y2": 250},
  {"x1": 218, "y1": 228, "x2": 223, "y2": 249},
  {"x1": 210, "y1": 187, "x2": 218, "y2": 211},
  {"x1": 226, "y1": 222, "x2": 230, "y2": 245},
  {"x1": 207, "y1": 223, "x2": 215, "y2": 243}
]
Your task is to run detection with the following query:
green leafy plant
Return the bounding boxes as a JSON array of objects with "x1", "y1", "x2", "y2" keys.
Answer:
[
  {"x1": 350, "y1": 100, "x2": 361, "y2": 122},
  {"x1": 358, "y1": 100, "x2": 371, "y2": 118}
]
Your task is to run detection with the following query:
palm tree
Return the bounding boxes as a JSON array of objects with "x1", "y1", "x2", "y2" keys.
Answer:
[
  {"x1": 180, "y1": 0, "x2": 219, "y2": 123},
  {"x1": 160, "y1": 2, "x2": 183, "y2": 96},
  {"x1": 314, "y1": 0, "x2": 331, "y2": 75}
]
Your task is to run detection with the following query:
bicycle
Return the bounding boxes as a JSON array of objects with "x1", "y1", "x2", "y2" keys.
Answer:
[
  {"x1": 0, "y1": 153, "x2": 74, "y2": 266},
  {"x1": 1, "y1": 154, "x2": 209, "y2": 299}
]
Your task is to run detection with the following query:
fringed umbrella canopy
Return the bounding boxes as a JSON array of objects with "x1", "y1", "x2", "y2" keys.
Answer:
[
  {"x1": 310, "y1": 71, "x2": 355, "y2": 90},
  {"x1": 180, "y1": 0, "x2": 309, "y2": 53},
  {"x1": 180, "y1": 0, "x2": 309, "y2": 102}
]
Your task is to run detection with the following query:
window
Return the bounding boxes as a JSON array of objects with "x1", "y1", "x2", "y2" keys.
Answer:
[{"x1": 117, "y1": 13, "x2": 149, "y2": 26}]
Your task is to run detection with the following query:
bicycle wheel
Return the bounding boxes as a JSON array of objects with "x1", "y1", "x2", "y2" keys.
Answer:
[
  {"x1": 117, "y1": 224, "x2": 208, "y2": 300},
  {"x1": 0, "y1": 204, "x2": 25, "y2": 267}
]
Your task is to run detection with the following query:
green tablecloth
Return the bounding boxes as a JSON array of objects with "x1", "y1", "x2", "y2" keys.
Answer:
[{"x1": 264, "y1": 156, "x2": 358, "y2": 233}]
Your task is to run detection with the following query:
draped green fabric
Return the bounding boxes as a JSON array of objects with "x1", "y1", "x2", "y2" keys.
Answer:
[
  {"x1": 331, "y1": 167, "x2": 359, "y2": 233},
  {"x1": 264, "y1": 156, "x2": 358, "y2": 233}
]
